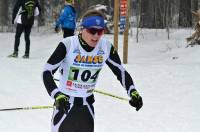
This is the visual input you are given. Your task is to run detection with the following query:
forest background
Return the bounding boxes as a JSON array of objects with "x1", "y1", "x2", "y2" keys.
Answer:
[{"x1": 0, "y1": 0, "x2": 200, "y2": 32}]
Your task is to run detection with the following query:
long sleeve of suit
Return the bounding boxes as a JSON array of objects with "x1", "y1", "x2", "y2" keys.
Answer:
[
  {"x1": 43, "y1": 43, "x2": 66, "y2": 98},
  {"x1": 106, "y1": 45, "x2": 136, "y2": 96}
]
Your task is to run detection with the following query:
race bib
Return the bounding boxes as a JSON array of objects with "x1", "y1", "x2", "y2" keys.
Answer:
[{"x1": 66, "y1": 66, "x2": 101, "y2": 90}]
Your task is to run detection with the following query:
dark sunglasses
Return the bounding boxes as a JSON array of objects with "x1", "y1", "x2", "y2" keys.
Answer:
[{"x1": 86, "y1": 28, "x2": 104, "y2": 35}]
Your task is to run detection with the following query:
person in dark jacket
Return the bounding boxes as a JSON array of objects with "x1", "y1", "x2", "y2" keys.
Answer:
[
  {"x1": 43, "y1": 10, "x2": 143, "y2": 132},
  {"x1": 8, "y1": 0, "x2": 41, "y2": 58},
  {"x1": 55, "y1": 0, "x2": 77, "y2": 38}
]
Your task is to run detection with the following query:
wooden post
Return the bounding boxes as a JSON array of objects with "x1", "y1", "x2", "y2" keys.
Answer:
[
  {"x1": 113, "y1": 0, "x2": 119, "y2": 50},
  {"x1": 123, "y1": 0, "x2": 130, "y2": 64}
]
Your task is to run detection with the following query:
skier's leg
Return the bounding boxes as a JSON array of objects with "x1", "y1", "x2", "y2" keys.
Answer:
[
  {"x1": 75, "y1": 105, "x2": 94, "y2": 132},
  {"x1": 24, "y1": 25, "x2": 32, "y2": 56},
  {"x1": 51, "y1": 95, "x2": 95, "y2": 132},
  {"x1": 51, "y1": 106, "x2": 76, "y2": 132},
  {"x1": 14, "y1": 24, "x2": 24, "y2": 53}
]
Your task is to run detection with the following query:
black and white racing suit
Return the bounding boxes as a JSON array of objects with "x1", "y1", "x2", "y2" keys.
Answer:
[{"x1": 42, "y1": 34, "x2": 135, "y2": 132}]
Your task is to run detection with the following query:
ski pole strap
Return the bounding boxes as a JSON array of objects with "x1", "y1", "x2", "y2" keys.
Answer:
[{"x1": 0, "y1": 105, "x2": 53, "y2": 111}]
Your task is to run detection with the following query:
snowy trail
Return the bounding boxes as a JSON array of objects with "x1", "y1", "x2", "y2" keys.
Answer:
[{"x1": 0, "y1": 28, "x2": 200, "y2": 132}]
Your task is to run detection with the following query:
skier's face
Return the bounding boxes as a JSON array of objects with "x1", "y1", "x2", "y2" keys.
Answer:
[{"x1": 82, "y1": 28, "x2": 104, "y2": 47}]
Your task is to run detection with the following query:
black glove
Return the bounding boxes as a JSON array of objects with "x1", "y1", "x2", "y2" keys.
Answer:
[
  {"x1": 54, "y1": 26, "x2": 59, "y2": 33},
  {"x1": 129, "y1": 89, "x2": 143, "y2": 111},
  {"x1": 54, "y1": 92, "x2": 70, "y2": 113}
]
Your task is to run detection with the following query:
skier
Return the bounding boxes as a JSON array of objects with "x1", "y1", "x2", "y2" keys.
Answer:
[
  {"x1": 8, "y1": 0, "x2": 41, "y2": 58},
  {"x1": 54, "y1": 0, "x2": 77, "y2": 38},
  {"x1": 43, "y1": 10, "x2": 143, "y2": 132}
]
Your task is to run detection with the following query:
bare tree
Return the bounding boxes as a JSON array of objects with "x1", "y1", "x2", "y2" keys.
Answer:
[
  {"x1": 136, "y1": 0, "x2": 141, "y2": 42},
  {"x1": 140, "y1": 0, "x2": 154, "y2": 28},
  {"x1": 179, "y1": 0, "x2": 192, "y2": 27},
  {"x1": 191, "y1": 0, "x2": 198, "y2": 25},
  {"x1": 38, "y1": 0, "x2": 45, "y2": 26},
  {"x1": 165, "y1": 0, "x2": 171, "y2": 39},
  {"x1": 0, "y1": 0, "x2": 8, "y2": 26}
]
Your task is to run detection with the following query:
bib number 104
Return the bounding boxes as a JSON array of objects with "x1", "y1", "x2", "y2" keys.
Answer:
[{"x1": 69, "y1": 67, "x2": 101, "y2": 83}]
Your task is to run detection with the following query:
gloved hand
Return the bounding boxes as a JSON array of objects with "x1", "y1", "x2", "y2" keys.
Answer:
[
  {"x1": 54, "y1": 26, "x2": 59, "y2": 33},
  {"x1": 55, "y1": 92, "x2": 70, "y2": 113},
  {"x1": 129, "y1": 89, "x2": 143, "y2": 111}
]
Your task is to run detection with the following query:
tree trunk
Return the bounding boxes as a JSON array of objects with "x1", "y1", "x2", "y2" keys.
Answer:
[
  {"x1": 179, "y1": 0, "x2": 192, "y2": 27},
  {"x1": 38, "y1": 0, "x2": 45, "y2": 26},
  {"x1": 0, "y1": 0, "x2": 8, "y2": 25},
  {"x1": 191, "y1": 0, "x2": 198, "y2": 26},
  {"x1": 140, "y1": 0, "x2": 154, "y2": 28}
]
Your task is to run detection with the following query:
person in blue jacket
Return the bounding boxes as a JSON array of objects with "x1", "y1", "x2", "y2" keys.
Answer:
[{"x1": 55, "y1": 0, "x2": 77, "y2": 38}]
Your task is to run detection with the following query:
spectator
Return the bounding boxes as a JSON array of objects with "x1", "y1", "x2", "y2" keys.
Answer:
[
  {"x1": 8, "y1": 0, "x2": 41, "y2": 59},
  {"x1": 55, "y1": 0, "x2": 77, "y2": 38}
]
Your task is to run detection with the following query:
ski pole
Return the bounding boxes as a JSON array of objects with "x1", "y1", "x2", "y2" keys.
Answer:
[
  {"x1": 94, "y1": 89, "x2": 128, "y2": 101},
  {"x1": 0, "y1": 105, "x2": 53, "y2": 111},
  {"x1": 0, "y1": 91, "x2": 128, "y2": 111},
  {"x1": 54, "y1": 78, "x2": 129, "y2": 101}
]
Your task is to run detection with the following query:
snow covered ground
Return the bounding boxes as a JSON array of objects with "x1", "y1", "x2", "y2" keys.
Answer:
[{"x1": 0, "y1": 28, "x2": 200, "y2": 132}]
